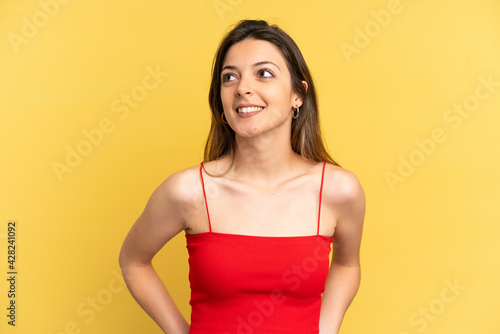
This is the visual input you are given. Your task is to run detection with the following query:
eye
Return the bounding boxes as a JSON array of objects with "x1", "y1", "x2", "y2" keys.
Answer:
[
  {"x1": 222, "y1": 72, "x2": 236, "y2": 82},
  {"x1": 258, "y1": 68, "x2": 274, "y2": 78}
]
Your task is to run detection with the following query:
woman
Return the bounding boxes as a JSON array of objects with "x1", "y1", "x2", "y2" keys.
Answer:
[{"x1": 119, "y1": 19, "x2": 365, "y2": 334}]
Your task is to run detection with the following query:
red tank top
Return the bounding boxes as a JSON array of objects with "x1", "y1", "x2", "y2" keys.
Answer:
[{"x1": 186, "y1": 162, "x2": 333, "y2": 334}]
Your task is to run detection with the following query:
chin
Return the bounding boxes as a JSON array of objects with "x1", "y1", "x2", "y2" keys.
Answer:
[{"x1": 234, "y1": 126, "x2": 261, "y2": 138}]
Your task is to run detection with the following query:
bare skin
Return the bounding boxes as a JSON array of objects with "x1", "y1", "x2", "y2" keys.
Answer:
[{"x1": 119, "y1": 39, "x2": 365, "y2": 334}]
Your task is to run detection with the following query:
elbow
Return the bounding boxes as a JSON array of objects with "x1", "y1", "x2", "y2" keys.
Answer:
[
  {"x1": 118, "y1": 245, "x2": 153, "y2": 275},
  {"x1": 118, "y1": 243, "x2": 131, "y2": 272},
  {"x1": 118, "y1": 247, "x2": 137, "y2": 284},
  {"x1": 118, "y1": 252, "x2": 126, "y2": 271}
]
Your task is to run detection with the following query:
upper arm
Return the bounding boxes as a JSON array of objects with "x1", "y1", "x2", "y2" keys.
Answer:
[
  {"x1": 326, "y1": 167, "x2": 366, "y2": 267},
  {"x1": 119, "y1": 170, "x2": 193, "y2": 267}
]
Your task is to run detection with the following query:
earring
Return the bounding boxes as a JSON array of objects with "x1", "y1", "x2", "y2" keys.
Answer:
[
  {"x1": 292, "y1": 105, "x2": 300, "y2": 119},
  {"x1": 221, "y1": 112, "x2": 228, "y2": 124}
]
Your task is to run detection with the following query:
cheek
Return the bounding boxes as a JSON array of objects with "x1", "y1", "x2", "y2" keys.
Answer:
[
  {"x1": 269, "y1": 83, "x2": 293, "y2": 104},
  {"x1": 220, "y1": 89, "x2": 232, "y2": 109}
]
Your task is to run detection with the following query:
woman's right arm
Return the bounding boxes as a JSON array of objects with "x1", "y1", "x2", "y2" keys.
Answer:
[{"x1": 119, "y1": 171, "x2": 192, "y2": 334}]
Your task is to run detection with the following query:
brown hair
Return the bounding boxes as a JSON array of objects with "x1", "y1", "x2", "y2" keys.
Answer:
[{"x1": 204, "y1": 19, "x2": 341, "y2": 169}]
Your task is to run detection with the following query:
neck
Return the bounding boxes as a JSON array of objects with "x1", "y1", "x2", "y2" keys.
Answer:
[{"x1": 232, "y1": 131, "x2": 303, "y2": 187}]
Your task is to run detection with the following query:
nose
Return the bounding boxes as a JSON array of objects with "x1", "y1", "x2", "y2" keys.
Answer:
[{"x1": 235, "y1": 75, "x2": 253, "y2": 97}]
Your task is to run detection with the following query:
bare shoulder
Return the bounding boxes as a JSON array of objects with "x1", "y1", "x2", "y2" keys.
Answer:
[
  {"x1": 322, "y1": 163, "x2": 364, "y2": 200},
  {"x1": 321, "y1": 163, "x2": 365, "y2": 265},
  {"x1": 155, "y1": 163, "x2": 202, "y2": 206},
  {"x1": 119, "y1": 163, "x2": 204, "y2": 264},
  {"x1": 322, "y1": 163, "x2": 366, "y2": 218}
]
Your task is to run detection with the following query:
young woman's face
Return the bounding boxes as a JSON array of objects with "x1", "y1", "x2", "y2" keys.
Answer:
[{"x1": 220, "y1": 39, "x2": 302, "y2": 138}]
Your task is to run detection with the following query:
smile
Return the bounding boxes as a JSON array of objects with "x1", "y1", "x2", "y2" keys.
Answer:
[{"x1": 236, "y1": 106, "x2": 264, "y2": 113}]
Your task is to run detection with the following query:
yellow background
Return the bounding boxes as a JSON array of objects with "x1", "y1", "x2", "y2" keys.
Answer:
[{"x1": 1, "y1": 0, "x2": 499, "y2": 333}]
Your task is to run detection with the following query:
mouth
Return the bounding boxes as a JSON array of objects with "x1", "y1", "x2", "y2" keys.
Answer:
[{"x1": 236, "y1": 106, "x2": 265, "y2": 113}]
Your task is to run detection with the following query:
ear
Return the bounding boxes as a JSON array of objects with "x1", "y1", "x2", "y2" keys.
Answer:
[
  {"x1": 292, "y1": 80, "x2": 308, "y2": 108},
  {"x1": 301, "y1": 80, "x2": 308, "y2": 93}
]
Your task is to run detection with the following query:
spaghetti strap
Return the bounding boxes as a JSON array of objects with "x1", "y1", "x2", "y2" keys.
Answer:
[
  {"x1": 199, "y1": 163, "x2": 212, "y2": 232},
  {"x1": 317, "y1": 161, "x2": 326, "y2": 235}
]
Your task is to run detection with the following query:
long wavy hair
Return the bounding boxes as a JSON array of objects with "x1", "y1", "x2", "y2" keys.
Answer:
[{"x1": 204, "y1": 19, "x2": 341, "y2": 171}]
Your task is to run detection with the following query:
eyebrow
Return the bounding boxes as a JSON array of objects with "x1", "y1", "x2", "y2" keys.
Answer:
[{"x1": 221, "y1": 61, "x2": 281, "y2": 72}]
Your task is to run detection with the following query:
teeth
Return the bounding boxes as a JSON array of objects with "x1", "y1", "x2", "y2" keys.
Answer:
[{"x1": 237, "y1": 106, "x2": 264, "y2": 113}]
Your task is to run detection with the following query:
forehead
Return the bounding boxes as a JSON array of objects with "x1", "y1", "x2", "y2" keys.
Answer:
[{"x1": 223, "y1": 39, "x2": 287, "y2": 69}]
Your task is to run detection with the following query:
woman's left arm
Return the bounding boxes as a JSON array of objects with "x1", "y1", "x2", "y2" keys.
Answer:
[{"x1": 319, "y1": 169, "x2": 366, "y2": 334}]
